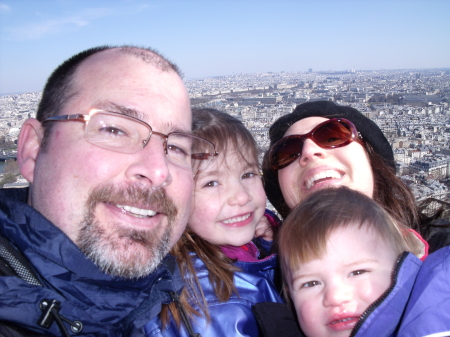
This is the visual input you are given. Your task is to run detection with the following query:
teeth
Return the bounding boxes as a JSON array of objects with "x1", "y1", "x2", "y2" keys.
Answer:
[
  {"x1": 332, "y1": 317, "x2": 357, "y2": 324},
  {"x1": 339, "y1": 318, "x2": 352, "y2": 323},
  {"x1": 306, "y1": 170, "x2": 342, "y2": 189},
  {"x1": 116, "y1": 205, "x2": 157, "y2": 218},
  {"x1": 223, "y1": 213, "x2": 251, "y2": 224}
]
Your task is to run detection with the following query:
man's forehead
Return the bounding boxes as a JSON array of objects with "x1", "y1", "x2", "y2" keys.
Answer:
[
  {"x1": 67, "y1": 49, "x2": 191, "y2": 129},
  {"x1": 76, "y1": 49, "x2": 163, "y2": 77}
]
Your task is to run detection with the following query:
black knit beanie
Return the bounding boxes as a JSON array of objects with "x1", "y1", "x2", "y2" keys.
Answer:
[{"x1": 262, "y1": 100, "x2": 395, "y2": 218}]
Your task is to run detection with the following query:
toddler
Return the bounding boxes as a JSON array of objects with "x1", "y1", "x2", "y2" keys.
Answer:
[{"x1": 276, "y1": 187, "x2": 426, "y2": 337}]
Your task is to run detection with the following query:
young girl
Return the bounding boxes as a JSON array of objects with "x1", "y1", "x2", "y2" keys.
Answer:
[
  {"x1": 254, "y1": 186, "x2": 427, "y2": 337},
  {"x1": 147, "y1": 108, "x2": 283, "y2": 337}
]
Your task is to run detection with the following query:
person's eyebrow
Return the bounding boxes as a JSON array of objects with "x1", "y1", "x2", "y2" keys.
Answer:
[
  {"x1": 291, "y1": 259, "x2": 381, "y2": 283},
  {"x1": 94, "y1": 101, "x2": 192, "y2": 134},
  {"x1": 197, "y1": 170, "x2": 219, "y2": 179},
  {"x1": 343, "y1": 259, "x2": 380, "y2": 268},
  {"x1": 95, "y1": 102, "x2": 144, "y2": 120},
  {"x1": 291, "y1": 273, "x2": 318, "y2": 284},
  {"x1": 243, "y1": 162, "x2": 259, "y2": 170}
]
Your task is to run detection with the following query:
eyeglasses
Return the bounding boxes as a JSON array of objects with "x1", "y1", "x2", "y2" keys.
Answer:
[
  {"x1": 269, "y1": 118, "x2": 362, "y2": 170},
  {"x1": 43, "y1": 109, "x2": 218, "y2": 171}
]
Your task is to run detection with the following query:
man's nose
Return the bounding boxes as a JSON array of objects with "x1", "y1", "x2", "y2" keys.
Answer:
[{"x1": 124, "y1": 134, "x2": 173, "y2": 189}]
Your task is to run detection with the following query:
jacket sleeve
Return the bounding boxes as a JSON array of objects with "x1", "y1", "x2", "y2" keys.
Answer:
[{"x1": 398, "y1": 246, "x2": 450, "y2": 336}]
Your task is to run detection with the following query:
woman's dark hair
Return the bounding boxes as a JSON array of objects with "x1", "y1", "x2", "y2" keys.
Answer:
[{"x1": 366, "y1": 143, "x2": 420, "y2": 231}]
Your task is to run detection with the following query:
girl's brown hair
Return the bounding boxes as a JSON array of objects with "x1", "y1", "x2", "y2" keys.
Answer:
[{"x1": 161, "y1": 108, "x2": 261, "y2": 326}]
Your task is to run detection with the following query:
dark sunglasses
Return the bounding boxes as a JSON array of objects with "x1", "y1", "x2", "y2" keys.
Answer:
[{"x1": 269, "y1": 118, "x2": 362, "y2": 170}]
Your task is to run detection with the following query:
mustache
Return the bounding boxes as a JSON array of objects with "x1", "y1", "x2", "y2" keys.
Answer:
[
  {"x1": 77, "y1": 184, "x2": 178, "y2": 278},
  {"x1": 88, "y1": 184, "x2": 178, "y2": 218}
]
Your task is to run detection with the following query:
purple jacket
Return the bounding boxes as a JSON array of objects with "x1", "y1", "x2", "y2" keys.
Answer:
[
  {"x1": 397, "y1": 245, "x2": 450, "y2": 336},
  {"x1": 351, "y1": 252, "x2": 422, "y2": 337}
]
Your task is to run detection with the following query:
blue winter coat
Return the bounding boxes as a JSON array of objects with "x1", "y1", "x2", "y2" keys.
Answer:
[
  {"x1": 351, "y1": 252, "x2": 422, "y2": 337},
  {"x1": 0, "y1": 188, "x2": 183, "y2": 337},
  {"x1": 397, "y1": 245, "x2": 450, "y2": 337},
  {"x1": 145, "y1": 247, "x2": 284, "y2": 336}
]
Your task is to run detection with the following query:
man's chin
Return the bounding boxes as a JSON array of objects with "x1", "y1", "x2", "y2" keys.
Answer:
[
  {"x1": 79, "y1": 184, "x2": 177, "y2": 279},
  {"x1": 78, "y1": 223, "x2": 171, "y2": 279},
  {"x1": 105, "y1": 243, "x2": 167, "y2": 279}
]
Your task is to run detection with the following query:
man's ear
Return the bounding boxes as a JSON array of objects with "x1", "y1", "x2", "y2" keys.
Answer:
[{"x1": 17, "y1": 118, "x2": 43, "y2": 184}]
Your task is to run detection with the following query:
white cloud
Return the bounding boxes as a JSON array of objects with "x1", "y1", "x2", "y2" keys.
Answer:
[
  {"x1": 0, "y1": 3, "x2": 10, "y2": 13},
  {"x1": 1, "y1": 3, "x2": 153, "y2": 41},
  {"x1": 4, "y1": 7, "x2": 116, "y2": 40}
]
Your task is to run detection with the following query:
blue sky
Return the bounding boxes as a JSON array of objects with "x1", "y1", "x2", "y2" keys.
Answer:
[{"x1": 1, "y1": 0, "x2": 449, "y2": 94}]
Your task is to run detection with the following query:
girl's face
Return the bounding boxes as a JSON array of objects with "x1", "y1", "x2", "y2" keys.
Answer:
[
  {"x1": 288, "y1": 225, "x2": 398, "y2": 337},
  {"x1": 278, "y1": 117, "x2": 374, "y2": 208},
  {"x1": 188, "y1": 147, "x2": 266, "y2": 246}
]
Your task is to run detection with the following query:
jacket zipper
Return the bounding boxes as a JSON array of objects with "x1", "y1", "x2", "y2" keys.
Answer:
[
  {"x1": 349, "y1": 252, "x2": 409, "y2": 337},
  {"x1": 169, "y1": 291, "x2": 202, "y2": 337}
]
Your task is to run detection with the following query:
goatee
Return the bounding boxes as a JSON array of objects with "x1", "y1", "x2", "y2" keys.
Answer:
[{"x1": 77, "y1": 184, "x2": 178, "y2": 279}]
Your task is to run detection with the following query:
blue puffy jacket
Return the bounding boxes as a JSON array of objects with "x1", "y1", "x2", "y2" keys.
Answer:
[
  {"x1": 0, "y1": 188, "x2": 184, "y2": 337},
  {"x1": 145, "y1": 245, "x2": 284, "y2": 336},
  {"x1": 397, "y1": 245, "x2": 450, "y2": 337},
  {"x1": 351, "y1": 252, "x2": 422, "y2": 337}
]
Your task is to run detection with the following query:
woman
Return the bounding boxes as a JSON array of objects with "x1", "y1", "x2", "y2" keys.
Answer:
[{"x1": 262, "y1": 100, "x2": 449, "y2": 252}]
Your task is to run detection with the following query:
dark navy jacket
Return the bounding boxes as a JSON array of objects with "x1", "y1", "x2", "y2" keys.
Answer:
[{"x1": 0, "y1": 188, "x2": 183, "y2": 337}]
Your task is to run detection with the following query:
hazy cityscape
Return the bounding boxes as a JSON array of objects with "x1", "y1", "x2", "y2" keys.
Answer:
[{"x1": 1, "y1": 68, "x2": 450, "y2": 214}]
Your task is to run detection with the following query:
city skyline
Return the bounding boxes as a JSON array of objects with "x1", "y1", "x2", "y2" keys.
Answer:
[
  {"x1": 1, "y1": 0, "x2": 450, "y2": 94},
  {"x1": 1, "y1": 69, "x2": 449, "y2": 204}
]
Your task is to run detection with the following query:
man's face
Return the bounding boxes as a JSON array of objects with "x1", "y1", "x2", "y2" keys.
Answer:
[{"x1": 27, "y1": 50, "x2": 193, "y2": 278}]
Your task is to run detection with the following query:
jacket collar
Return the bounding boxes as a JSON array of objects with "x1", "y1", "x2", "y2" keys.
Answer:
[{"x1": 0, "y1": 187, "x2": 183, "y2": 335}]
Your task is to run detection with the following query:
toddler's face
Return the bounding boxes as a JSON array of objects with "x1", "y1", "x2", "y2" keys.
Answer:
[
  {"x1": 188, "y1": 148, "x2": 266, "y2": 246},
  {"x1": 288, "y1": 225, "x2": 398, "y2": 337}
]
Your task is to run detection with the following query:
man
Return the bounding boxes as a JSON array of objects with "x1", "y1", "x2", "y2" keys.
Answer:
[{"x1": 0, "y1": 46, "x2": 215, "y2": 336}]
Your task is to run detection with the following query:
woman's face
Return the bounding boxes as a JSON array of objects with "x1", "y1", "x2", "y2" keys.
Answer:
[{"x1": 278, "y1": 117, "x2": 374, "y2": 209}]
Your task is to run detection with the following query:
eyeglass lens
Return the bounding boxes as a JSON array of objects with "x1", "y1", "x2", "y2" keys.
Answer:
[
  {"x1": 270, "y1": 119, "x2": 354, "y2": 170},
  {"x1": 85, "y1": 112, "x2": 215, "y2": 170},
  {"x1": 86, "y1": 112, "x2": 146, "y2": 152}
]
